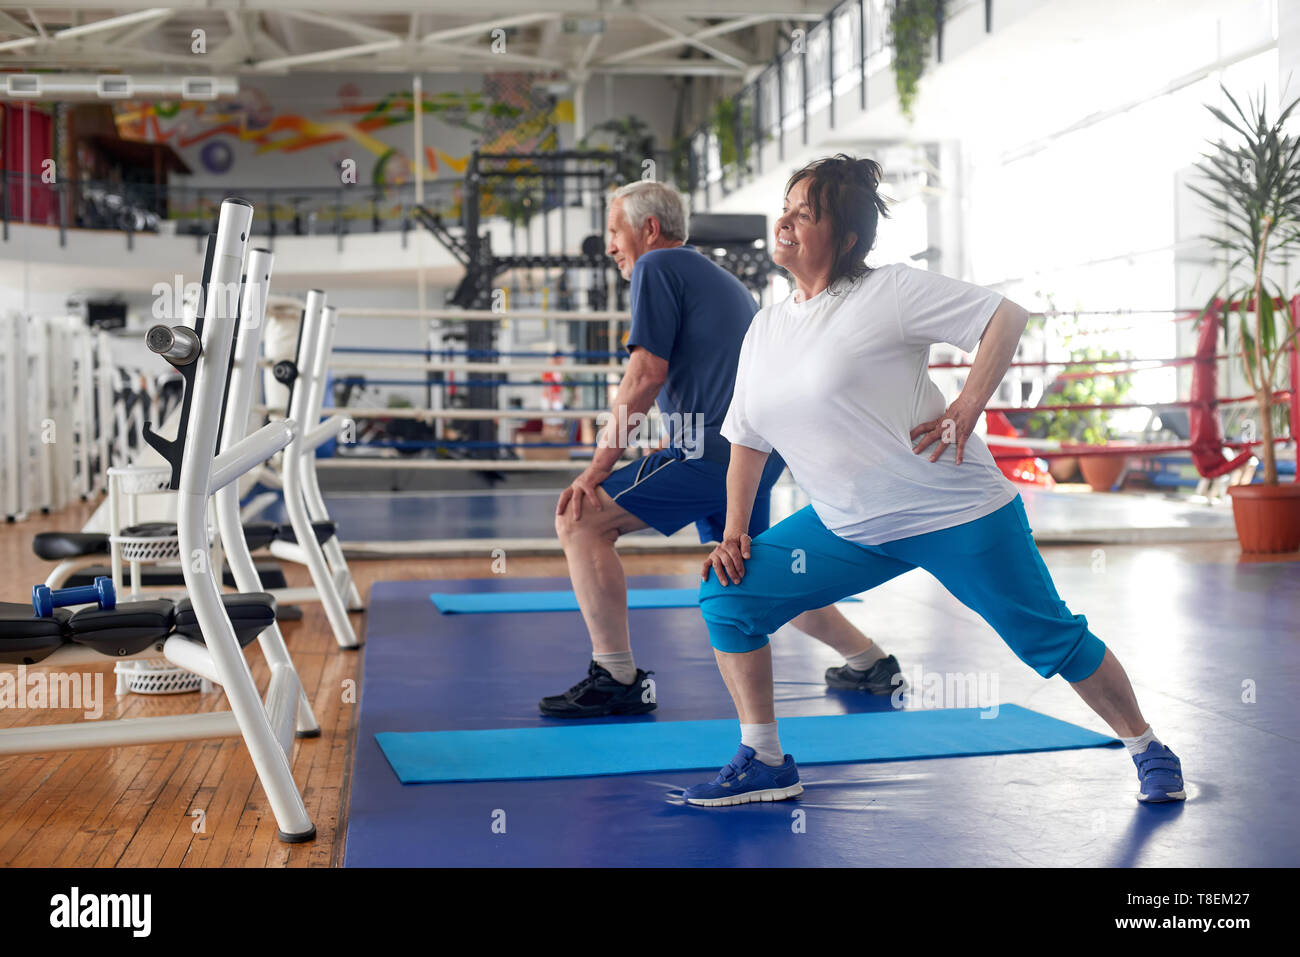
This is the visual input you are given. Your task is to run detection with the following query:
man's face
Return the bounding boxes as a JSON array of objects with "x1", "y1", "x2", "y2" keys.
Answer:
[{"x1": 607, "y1": 199, "x2": 648, "y2": 280}]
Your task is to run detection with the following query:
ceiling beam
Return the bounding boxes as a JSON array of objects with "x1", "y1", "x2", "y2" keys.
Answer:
[
  {"x1": 253, "y1": 38, "x2": 403, "y2": 71},
  {"x1": 278, "y1": 10, "x2": 401, "y2": 44},
  {"x1": 18, "y1": 2, "x2": 833, "y2": 16},
  {"x1": 113, "y1": 9, "x2": 175, "y2": 48},
  {"x1": 0, "y1": 47, "x2": 213, "y2": 67},
  {"x1": 0, "y1": 12, "x2": 34, "y2": 38},
  {"x1": 599, "y1": 13, "x2": 772, "y2": 65},
  {"x1": 535, "y1": 17, "x2": 564, "y2": 63},
  {"x1": 269, "y1": 12, "x2": 303, "y2": 56},
  {"x1": 657, "y1": 16, "x2": 756, "y2": 63},
  {"x1": 420, "y1": 13, "x2": 555, "y2": 47},
  {"x1": 222, "y1": 11, "x2": 255, "y2": 62},
  {"x1": 635, "y1": 13, "x2": 751, "y2": 71},
  {"x1": 574, "y1": 31, "x2": 602, "y2": 74},
  {"x1": 420, "y1": 41, "x2": 561, "y2": 71},
  {"x1": 0, "y1": 7, "x2": 171, "y2": 53},
  {"x1": 593, "y1": 60, "x2": 745, "y2": 76},
  {"x1": 250, "y1": 20, "x2": 290, "y2": 60}
]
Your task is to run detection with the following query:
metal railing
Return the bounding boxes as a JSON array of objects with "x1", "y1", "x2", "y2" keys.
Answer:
[
  {"x1": 681, "y1": 0, "x2": 988, "y2": 207},
  {"x1": 0, "y1": 169, "x2": 464, "y2": 250}
]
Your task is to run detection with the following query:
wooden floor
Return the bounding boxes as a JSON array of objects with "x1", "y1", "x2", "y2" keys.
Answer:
[
  {"x1": 0, "y1": 497, "x2": 710, "y2": 867},
  {"x1": 3, "y1": 495, "x2": 1277, "y2": 867}
]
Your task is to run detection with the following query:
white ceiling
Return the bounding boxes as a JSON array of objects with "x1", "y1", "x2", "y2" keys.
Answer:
[{"x1": 0, "y1": 2, "x2": 838, "y2": 80}]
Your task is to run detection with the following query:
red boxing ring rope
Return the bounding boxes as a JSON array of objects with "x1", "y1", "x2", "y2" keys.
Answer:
[{"x1": 943, "y1": 298, "x2": 1299, "y2": 482}]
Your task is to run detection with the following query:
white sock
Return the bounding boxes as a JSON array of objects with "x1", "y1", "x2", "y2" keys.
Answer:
[
  {"x1": 1119, "y1": 726, "x2": 1160, "y2": 756},
  {"x1": 740, "y1": 722, "x2": 785, "y2": 767},
  {"x1": 593, "y1": 651, "x2": 637, "y2": 685},
  {"x1": 844, "y1": 644, "x2": 887, "y2": 670}
]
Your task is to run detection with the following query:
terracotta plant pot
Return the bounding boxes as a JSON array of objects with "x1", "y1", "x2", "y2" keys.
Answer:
[
  {"x1": 1079, "y1": 454, "x2": 1126, "y2": 492},
  {"x1": 1227, "y1": 483, "x2": 1300, "y2": 554},
  {"x1": 1048, "y1": 456, "x2": 1080, "y2": 483}
]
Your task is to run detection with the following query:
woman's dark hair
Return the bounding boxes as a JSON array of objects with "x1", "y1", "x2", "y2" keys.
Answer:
[{"x1": 784, "y1": 154, "x2": 890, "y2": 290}]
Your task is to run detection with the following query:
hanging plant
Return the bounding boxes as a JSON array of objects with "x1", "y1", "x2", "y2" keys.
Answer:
[
  {"x1": 579, "y1": 114, "x2": 657, "y2": 185},
  {"x1": 711, "y1": 96, "x2": 754, "y2": 175},
  {"x1": 890, "y1": 0, "x2": 946, "y2": 121},
  {"x1": 713, "y1": 98, "x2": 737, "y2": 168}
]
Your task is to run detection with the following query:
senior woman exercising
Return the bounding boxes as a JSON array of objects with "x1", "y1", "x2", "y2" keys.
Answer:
[{"x1": 688, "y1": 154, "x2": 1185, "y2": 807}]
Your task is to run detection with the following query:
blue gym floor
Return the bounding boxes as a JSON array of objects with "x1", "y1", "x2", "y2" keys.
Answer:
[{"x1": 344, "y1": 557, "x2": 1300, "y2": 867}]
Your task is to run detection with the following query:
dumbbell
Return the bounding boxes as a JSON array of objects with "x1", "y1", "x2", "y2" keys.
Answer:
[{"x1": 33, "y1": 576, "x2": 116, "y2": 618}]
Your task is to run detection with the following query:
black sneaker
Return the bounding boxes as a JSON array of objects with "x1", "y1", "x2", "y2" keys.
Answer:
[
  {"x1": 539, "y1": 661, "x2": 658, "y2": 718},
  {"x1": 825, "y1": 654, "x2": 905, "y2": 695}
]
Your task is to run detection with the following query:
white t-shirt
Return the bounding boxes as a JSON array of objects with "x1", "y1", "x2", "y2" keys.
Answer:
[{"x1": 722, "y1": 262, "x2": 1018, "y2": 545}]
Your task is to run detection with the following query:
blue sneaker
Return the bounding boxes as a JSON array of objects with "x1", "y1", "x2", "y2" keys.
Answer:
[
  {"x1": 682, "y1": 745, "x2": 803, "y2": 807},
  {"x1": 1132, "y1": 741, "x2": 1186, "y2": 803}
]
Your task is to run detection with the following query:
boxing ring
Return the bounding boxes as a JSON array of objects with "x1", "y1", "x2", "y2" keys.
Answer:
[
  {"x1": 980, "y1": 298, "x2": 1299, "y2": 491},
  {"x1": 240, "y1": 294, "x2": 1294, "y2": 554}
]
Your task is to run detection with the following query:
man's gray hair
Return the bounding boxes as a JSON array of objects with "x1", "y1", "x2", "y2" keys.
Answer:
[{"x1": 611, "y1": 180, "x2": 689, "y2": 242}]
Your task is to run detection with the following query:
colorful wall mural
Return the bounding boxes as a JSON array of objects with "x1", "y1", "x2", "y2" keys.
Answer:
[{"x1": 111, "y1": 74, "x2": 574, "y2": 188}]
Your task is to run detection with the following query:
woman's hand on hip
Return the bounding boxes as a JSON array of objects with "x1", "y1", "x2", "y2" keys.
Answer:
[
  {"x1": 911, "y1": 397, "x2": 980, "y2": 465},
  {"x1": 702, "y1": 532, "x2": 752, "y2": 586}
]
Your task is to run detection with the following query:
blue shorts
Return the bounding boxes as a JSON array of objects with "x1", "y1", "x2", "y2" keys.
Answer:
[
  {"x1": 601, "y1": 448, "x2": 786, "y2": 543},
  {"x1": 698, "y1": 496, "x2": 1106, "y2": 683}
]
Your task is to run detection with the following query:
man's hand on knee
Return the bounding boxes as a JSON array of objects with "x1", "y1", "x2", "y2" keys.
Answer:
[{"x1": 557, "y1": 465, "x2": 612, "y2": 521}]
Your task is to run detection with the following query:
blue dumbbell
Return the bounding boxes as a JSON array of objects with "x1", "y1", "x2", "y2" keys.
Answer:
[{"x1": 32, "y1": 576, "x2": 116, "y2": 618}]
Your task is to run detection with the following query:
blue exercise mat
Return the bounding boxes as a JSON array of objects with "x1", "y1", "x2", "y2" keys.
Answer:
[
  {"x1": 375, "y1": 704, "x2": 1118, "y2": 784},
  {"x1": 429, "y1": 587, "x2": 859, "y2": 614}
]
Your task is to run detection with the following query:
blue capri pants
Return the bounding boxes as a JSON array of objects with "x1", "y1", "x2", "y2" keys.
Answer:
[{"x1": 698, "y1": 496, "x2": 1106, "y2": 683}]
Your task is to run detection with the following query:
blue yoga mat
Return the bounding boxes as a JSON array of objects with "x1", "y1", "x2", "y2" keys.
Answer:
[
  {"x1": 430, "y1": 587, "x2": 858, "y2": 614},
  {"x1": 376, "y1": 704, "x2": 1118, "y2": 784}
]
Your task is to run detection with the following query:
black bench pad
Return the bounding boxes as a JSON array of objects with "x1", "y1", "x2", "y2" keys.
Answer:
[
  {"x1": 0, "y1": 604, "x2": 72, "y2": 664},
  {"x1": 65, "y1": 561, "x2": 288, "y2": 591},
  {"x1": 68, "y1": 600, "x2": 176, "y2": 657},
  {"x1": 241, "y1": 522, "x2": 279, "y2": 551},
  {"x1": 36, "y1": 522, "x2": 282, "y2": 561},
  {"x1": 276, "y1": 520, "x2": 336, "y2": 546},
  {"x1": 174, "y1": 593, "x2": 276, "y2": 649},
  {"x1": 32, "y1": 533, "x2": 110, "y2": 561}
]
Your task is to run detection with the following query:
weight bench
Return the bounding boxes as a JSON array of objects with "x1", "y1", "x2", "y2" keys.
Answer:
[
  {"x1": 0, "y1": 200, "x2": 320, "y2": 843},
  {"x1": 32, "y1": 521, "x2": 293, "y2": 590},
  {"x1": 0, "y1": 594, "x2": 276, "y2": 665}
]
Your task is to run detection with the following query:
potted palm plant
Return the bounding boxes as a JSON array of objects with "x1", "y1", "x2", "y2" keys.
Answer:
[{"x1": 1191, "y1": 86, "x2": 1300, "y2": 552}]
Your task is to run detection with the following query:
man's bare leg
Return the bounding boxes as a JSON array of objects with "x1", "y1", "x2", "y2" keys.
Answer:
[
  {"x1": 554, "y1": 486, "x2": 648, "y2": 655},
  {"x1": 789, "y1": 604, "x2": 882, "y2": 661}
]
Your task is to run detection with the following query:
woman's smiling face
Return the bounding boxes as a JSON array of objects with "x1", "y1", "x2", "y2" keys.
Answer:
[{"x1": 772, "y1": 177, "x2": 838, "y2": 291}]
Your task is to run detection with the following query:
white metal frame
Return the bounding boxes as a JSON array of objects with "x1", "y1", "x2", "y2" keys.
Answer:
[
  {"x1": 216, "y1": 246, "x2": 321, "y2": 733},
  {"x1": 269, "y1": 291, "x2": 359, "y2": 648},
  {"x1": 296, "y1": 305, "x2": 363, "y2": 610},
  {"x1": 0, "y1": 199, "x2": 316, "y2": 843}
]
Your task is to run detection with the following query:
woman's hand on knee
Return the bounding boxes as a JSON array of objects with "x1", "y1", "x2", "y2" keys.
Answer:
[{"x1": 702, "y1": 533, "x2": 751, "y2": 586}]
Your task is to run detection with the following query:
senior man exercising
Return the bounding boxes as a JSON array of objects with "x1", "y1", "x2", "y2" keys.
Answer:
[{"x1": 542, "y1": 180, "x2": 900, "y2": 718}]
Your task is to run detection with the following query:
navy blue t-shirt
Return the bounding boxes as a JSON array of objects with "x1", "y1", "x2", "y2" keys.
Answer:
[{"x1": 626, "y1": 245, "x2": 763, "y2": 466}]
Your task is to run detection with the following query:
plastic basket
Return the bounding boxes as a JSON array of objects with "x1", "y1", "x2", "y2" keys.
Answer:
[
  {"x1": 112, "y1": 534, "x2": 182, "y2": 562},
  {"x1": 115, "y1": 659, "x2": 204, "y2": 695},
  {"x1": 111, "y1": 526, "x2": 213, "y2": 562},
  {"x1": 107, "y1": 465, "x2": 172, "y2": 496}
]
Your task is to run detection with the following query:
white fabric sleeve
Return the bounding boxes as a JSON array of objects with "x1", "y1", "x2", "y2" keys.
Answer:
[
  {"x1": 894, "y1": 264, "x2": 1004, "y2": 352},
  {"x1": 720, "y1": 322, "x2": 774, "y2": 454}
]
